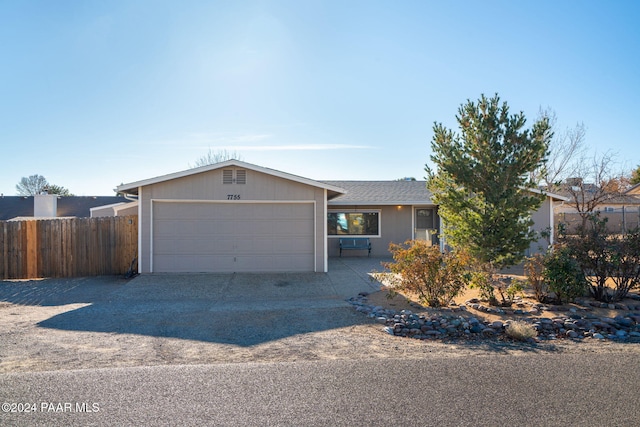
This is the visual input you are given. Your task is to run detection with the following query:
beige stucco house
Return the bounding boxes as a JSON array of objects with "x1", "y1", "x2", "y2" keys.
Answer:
[{"x1": 116, "y1": 160, "x2": 564, "y2": 274}]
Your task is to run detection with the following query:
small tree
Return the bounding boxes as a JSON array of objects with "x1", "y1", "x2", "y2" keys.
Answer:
[
  {"x1": 542, "y1": 245, "x2": 588, "y2": 304},
  {"x1": 563, "y1": 152, "x2": 626, "y2": 230},
  {"x1": 383, "y1": 240, "x2": 470, "y2": 307},
  {"x1": 426, "y1": 94, "x2": 551, "y2": 270}
]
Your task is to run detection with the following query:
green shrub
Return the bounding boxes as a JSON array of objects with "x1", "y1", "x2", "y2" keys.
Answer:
[
  {"x1": 468, "y1": 269, "x2": 496, "y2": 303},
  {"x1": 383, "y1": 240, "x2": 471, "y2": 307},
  {"x1": 543, "y1": 245, "x2": 588, "y2": 304},
  {"x1": 468, "y1": 265, "x2": 523, "y2": 306},
  {"x1": 561, "y1": 215, "x2": 640, "y2": 302}
]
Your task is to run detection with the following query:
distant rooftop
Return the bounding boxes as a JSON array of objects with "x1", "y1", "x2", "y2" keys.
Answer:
[{"x1": 0, "y1": 196, "x2": 133, "y2": 221}]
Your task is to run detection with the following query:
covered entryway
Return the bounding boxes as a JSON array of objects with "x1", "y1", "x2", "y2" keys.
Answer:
[{"x1": 152, "y1": 201, "x2": 315, "y2": 273}]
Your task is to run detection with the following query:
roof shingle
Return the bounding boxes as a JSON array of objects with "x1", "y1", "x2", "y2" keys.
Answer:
[{"x1": 323, "y1": 181, "x2": 433, "y2": 205}]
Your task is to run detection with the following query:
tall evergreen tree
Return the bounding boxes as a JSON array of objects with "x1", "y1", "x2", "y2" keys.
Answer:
[{"x1": 426, "y1": 94, "x2": 551, "y2": 269}]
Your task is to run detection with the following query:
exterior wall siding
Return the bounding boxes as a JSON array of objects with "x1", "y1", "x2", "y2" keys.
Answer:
[
  {"x1": 327, "y1": 204, "x2": 428, "y2": 257},
  {"x1": 528, "y1": 197, "x2": 553, "y2": 255}
]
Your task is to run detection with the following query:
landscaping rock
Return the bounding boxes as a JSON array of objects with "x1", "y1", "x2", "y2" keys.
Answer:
[
  {"x1": 481, "y1": 328, "x2": 496, "y2": 337},
  {"x1": 348, "y1": 294, "x2": 640, "y2": 343},
  {"x1": 490, "y1": 321, "x2": 503, "y2": 329}
]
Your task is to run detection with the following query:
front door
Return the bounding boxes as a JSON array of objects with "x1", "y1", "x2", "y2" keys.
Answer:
[{"x1": 415, "y1": 208, "x2": 435, "y2": 244}]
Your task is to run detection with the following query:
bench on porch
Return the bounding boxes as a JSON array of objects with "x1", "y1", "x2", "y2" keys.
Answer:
[{"x1": 339, "y1": 238, "x2": 371, "y2": 257}]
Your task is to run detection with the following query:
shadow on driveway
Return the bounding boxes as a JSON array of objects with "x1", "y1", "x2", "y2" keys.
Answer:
[{"x1": 1, "y1": 258, "x2": 388, "y2": 347}]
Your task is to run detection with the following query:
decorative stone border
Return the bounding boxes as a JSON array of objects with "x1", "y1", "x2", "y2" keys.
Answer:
[{"x1": 348, "y1": 292, "x2": 640, "y2": 342}]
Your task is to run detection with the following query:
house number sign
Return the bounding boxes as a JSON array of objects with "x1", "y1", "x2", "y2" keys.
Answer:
[{"x1": 227, "y1": 194, "x2": 241, "y2": 200}]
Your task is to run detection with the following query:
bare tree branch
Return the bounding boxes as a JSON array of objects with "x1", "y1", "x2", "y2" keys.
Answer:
[
  {"x1": 565, "y1": 151, "x2": 624, "y2": 228},
  {"x1": 15, "y1": 174, "x2": 49, "y2": 196},
  {"x1": 533, "y1": 108, "x2": 587, "y2": 192},
  {"x1": 189, "y1": 148, "x2": 244, "y2": 168}
]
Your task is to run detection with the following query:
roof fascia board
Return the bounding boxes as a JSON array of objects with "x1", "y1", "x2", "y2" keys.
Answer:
[
  {"x1": 328, "y1": 201, "x2": 434, "y2": 206},
  {"x1": 113, "y1": 200, "x2": 139, "y2": 212},
  {"x1": 525, "y1": 187, "x2": 570, "y2": 202},
  {"x1": 117, "y1": 160, "x2": 346, "y2": 194},
  {"x1": 625, "y1": 183, "x2": 640, "y2": 194},
  {"x1": 89, "y1": 202, "x2": 127, "y2": 212}
]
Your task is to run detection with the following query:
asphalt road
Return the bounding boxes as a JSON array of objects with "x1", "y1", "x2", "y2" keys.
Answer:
[{"x1": 1, "y1": 352, "x2": 638, "y2": 426}]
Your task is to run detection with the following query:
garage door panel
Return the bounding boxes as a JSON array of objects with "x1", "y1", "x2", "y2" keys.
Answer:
[
  {"x1": 236, "y1": 237, "x2": 273, "y2": 253},
  {"x1": 152, "y1": 202, "x2": 315, "y2": 273},
  {"x1": 271, "y1": 219, "x2": 313, "y2": 235},
  {"x1": 273, "y1": 236, "x2": 313, "y2": 253}
]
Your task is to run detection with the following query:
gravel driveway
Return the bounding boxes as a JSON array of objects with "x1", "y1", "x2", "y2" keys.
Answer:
[{"x1": 0, "y1": 258, "x2": 635, "y2": 373}]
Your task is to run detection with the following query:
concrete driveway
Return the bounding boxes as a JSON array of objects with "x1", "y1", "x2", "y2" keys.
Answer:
[
  {"x1": 7, "y1": 258, "x2": 388, "y2": 348},
  {"x1": 114, "y1": 256, "x2": 386, "y2": 309}
]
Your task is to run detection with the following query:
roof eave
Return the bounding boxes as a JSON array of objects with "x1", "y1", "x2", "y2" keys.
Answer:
[
  {"x1": 328, "y1": 200, "x2": 434, "y2": 206},
  {"x1": 116, "y1": 160, "x2": 346, "y2": 195}
]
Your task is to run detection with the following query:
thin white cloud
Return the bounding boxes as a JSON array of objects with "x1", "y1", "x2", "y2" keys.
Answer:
[
  {"x1": 186, "y1": 132, "x2": 273, "y2": 144},
  {"x1": 217, "y1": 144, "x2": 372, "y2": 151}
]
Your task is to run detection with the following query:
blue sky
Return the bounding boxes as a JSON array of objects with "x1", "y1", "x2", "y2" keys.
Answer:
[{"x1": 1, "y1": 0, "x2": 639, "y2": 196}]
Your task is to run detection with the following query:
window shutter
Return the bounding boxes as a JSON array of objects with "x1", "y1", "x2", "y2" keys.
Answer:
[{"x1": 236, "y1": 170, "x2": 247, "y2": 184}]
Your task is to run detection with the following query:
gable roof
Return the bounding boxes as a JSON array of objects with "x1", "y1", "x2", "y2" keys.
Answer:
[
  {"x1": 323, "y1": 180, "x2": 433, "y2": 205},
  {"x1": 0, "y1": 196, "x2": 133, "y2": 221},
  {"x1": 117, "y1": 160, "x2": 346, "y2": 197}
]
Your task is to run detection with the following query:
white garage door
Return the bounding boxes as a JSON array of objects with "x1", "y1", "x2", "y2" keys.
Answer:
[{"x1": 152, "y1": 202, "x2": 315, "y2": 273}]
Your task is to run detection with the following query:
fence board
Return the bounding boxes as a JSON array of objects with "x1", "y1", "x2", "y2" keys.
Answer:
[{"x1": 0, "y1": 216, "x2": 138, "y2": 279}]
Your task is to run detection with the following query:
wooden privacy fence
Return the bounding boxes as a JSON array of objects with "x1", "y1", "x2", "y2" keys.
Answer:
[{"x1": 0, "y1": 216, "x2": 138, "y2": 279}]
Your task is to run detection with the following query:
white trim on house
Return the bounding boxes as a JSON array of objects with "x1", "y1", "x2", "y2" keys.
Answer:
[
  {"x1": 323, "y1": 189, "x2": 328, "y2": 272},
  {"x1": 549, "y1": 198, "x2": 555, "y2": 245},
  {"x1": 328, "y1": 200, "x2": 433, "y2": 206},
  {"x1": 89, "y1": 202, "x2": 126, "y2": 212},
  {"x1": 137, "y1": 186, "x2": 143, "y2": 274},
  {"x1": 117, "y1": 160, "x2": 346, "y2": 195},
  {"x1": 527, "y1": 187, "x2": 570, "y2": 202},
  {"x1": 149, "y1": 198, "x2": 317, "y2": 273}
]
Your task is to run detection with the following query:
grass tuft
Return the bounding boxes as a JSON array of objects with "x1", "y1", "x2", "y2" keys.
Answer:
[{"x1": 505, "y1": 320, "x2": 537, "y2": 341}]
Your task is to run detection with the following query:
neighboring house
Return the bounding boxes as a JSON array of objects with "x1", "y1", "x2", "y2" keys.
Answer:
[
  {"x1": 554, "y1": 184, "x2": 640, "y2": 232},
  {"x1": 116, "y1": 160, "x2": 565, "y2": 274},
  {"x1": 0, "y1": 195, "x2": 134, "y2": 221},
  {"x1": 90, "y1": 200, "x2": 139, "y2": 217},
  {"x1": 626, "y1": 183, "x2": 640, "y2": 196}
]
